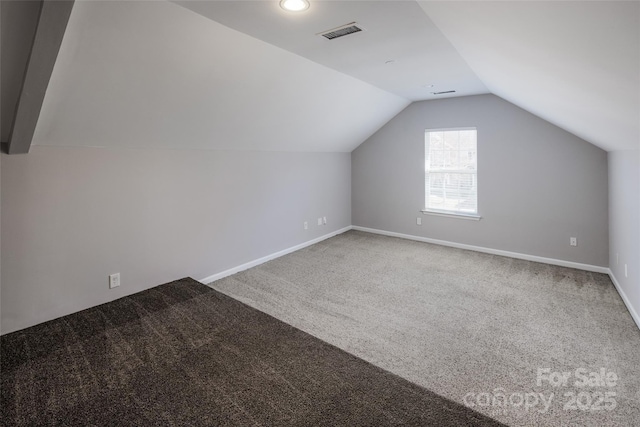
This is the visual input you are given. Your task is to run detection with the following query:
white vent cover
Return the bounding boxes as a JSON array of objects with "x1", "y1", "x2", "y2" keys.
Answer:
[
  {"x1": 318, "y1": 22, "x2": 364, "y2": 40},
  {"x1": 431, "y1": 90, "x2": 456, "y2": 95}
]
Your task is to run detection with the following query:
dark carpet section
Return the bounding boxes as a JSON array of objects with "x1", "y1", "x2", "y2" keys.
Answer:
[{"x1": 1, "y1": 278, "x2": 506, "y2": 426}]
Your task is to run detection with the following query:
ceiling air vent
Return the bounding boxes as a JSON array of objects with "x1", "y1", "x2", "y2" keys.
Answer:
[
  {"x1": 431, "y1": 90, "x2": 456, "y2": 95},
  {"x1": 318, "y1": 22, "x2": 364, "y2": 40}
]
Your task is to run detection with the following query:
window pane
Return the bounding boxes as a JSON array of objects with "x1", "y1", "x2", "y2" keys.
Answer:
[
  {"x1": 443, "y1": 131, "x2": 459, "y2": 151},
  {"x1": 448, "y1": 149, "x2": 460, "y2": 169},
  {"x1": 426, "y1": 173, "x2": 477, "y2": 213},
  {"x1": 460, "y1": 150, "x2": 476, "y2": 169},
  {"x1": 429, "y1": 150, "x2": 444, "y2": 169},
  {"x1": 425, "y1": 128, "x2": 477, "y2": 215},
  {"x1": 429, "y1": 132, "x2": 444, "y2": 150}
]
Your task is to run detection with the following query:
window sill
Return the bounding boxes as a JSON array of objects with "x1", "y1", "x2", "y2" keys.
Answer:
[{"x1": 420, "y1": 210, "x2": 482, "y2": 221}]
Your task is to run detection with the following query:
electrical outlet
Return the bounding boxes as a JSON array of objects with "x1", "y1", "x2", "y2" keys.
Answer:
[
  {"x1": 417, "y1": 217, "x2": 422, "y2": 225},
  {"x1": 109, "y1": 273, "x2": 120, "y2": 289},
  {"x1": 318, "y1": 218, "x2": 322, "y2": 226},
  {"x1": 570, "y1": 237, "x2": 577, "y2": 247},
  {"x1": 323, "y1": 216, "x2": 327, "y2": 225},
  {"x1": 625, "y1": 264, "x2": 628, "y2": 278},
  {"x1": 304, "y1": 221, "x2": 308, "y2": 230}
]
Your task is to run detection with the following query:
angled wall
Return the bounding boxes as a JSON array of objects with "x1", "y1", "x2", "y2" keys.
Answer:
[
  {"x1": 1, "y1": 147, "x2": 351, "y2": 334},
  {"x1": 352, "y1": 94, "x2": 608, "y2": 267},
  {"x1": 608, "y1": 150, "x2": 640, "y2": 327},
  {"x1": 0, "y1": 0, "x2": 389, "y2": 334},
  {"x1": 31, "y1": 0, "x2": 408, "y2": 153}
]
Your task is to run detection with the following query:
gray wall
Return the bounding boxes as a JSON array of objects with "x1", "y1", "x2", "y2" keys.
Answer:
[
  {"x1": 352, "y1": 94, "x2": 609, "y2": 267},
  {"x1": 608, "y1": 150, "x2": 640, "y2": 322},
  {"x1": 0, "y1": 0, "x2": 42, "y2": 142},
  {"x1": 1, "y1": 146, "x2": 351, "y2": 334}
]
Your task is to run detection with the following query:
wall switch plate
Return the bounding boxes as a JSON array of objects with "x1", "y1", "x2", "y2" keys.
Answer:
[
  {"x1": 318, "y1": 218, "x2": 322, "y2": 226},
  {"x1": 323, "y1": 216, "x2": 327, "y2": 225},
  {"x1": 570, "y1": 237, "x2": 577, "y2": 247},
  {"x1": 304, "y1": 221, "x2": 308, "y2": 230},
  {"x1": 417, "y1": 217, "x2": 422, "y2": 225},
  {"x1": 109, "y1": 273, "x2": 120, "y2": 289}
]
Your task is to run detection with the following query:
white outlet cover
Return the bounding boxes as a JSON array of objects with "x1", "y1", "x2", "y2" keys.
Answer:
[
  {"x1": 109, "y1": 273, "x2": 120, "y2": 289},
  {"x1": 417, "y1": 217, "x2": 422, "y2": 225},
  {"x1": 625, "y1": 264, "x2": 628, "y2": 278},
  {"x1": 304, "y1": 221, "x2": 308, "y2": 230},
  {"x1": 318, "y1": 218, "x2": 322, "y2": 226}
]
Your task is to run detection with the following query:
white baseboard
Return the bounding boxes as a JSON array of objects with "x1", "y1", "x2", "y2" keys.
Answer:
[
  {"x1": 199, "y1": 226, "x2": 353, "y2": 285},
  {"x1": 351, "y1": 226, "x2": 609, "y2": 274},
  {"x1": 607, "y1": 270, "x2": 640, "y2": 331},
  {"x1": 353, "y1": 226, "x2": 640, "y2": 331},
  {"x1": 199, "y1": 224, "x2": 638, "y2": 332}
]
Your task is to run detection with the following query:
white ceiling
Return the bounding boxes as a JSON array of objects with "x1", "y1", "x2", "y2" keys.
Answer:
[
  {"x1": 419, "y1": 1, "x2": 640, "y2": 152},
  {"x1": 174, "y1": 0, "x2": 488, "y2": 101},
  {"x1": 33, "y1": 0, "x2": 639, "y2": 152},
  {"x1": 176, "y1": 0, "x2": 639, "y2": 152},
  {"x1": 32, "y1": 0, "x2": 408, "y2": 152}
]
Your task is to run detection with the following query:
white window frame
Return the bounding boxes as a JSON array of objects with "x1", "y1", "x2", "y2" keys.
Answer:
[{"x1": 422, "y1": 127, "x2": 481, "y2": 220}]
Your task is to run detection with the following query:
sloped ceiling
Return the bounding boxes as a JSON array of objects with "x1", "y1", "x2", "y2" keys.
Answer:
[
  {"x1": 419, "y1": 1, "x2": 640, "y2": 152},
  {"x1": 175, "y1": 0, "x2": 488, "y2": 101},
  {"x1": 31, "y1": 0, "x2": 408, "y2": 152},
  {"x1": 177, "y1": 0, "x2": 639, "y2": 152},
  {"x1": 28, "y1": 1, "x2": 640, "y2": 153}
]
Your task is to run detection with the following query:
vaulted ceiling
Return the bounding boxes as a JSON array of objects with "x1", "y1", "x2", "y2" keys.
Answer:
[
  {"x1": 4, "y1": 1, "x2": 639, "y2": 153},
  {"x1": 174, "y1": 0, "x2": 488, "y2": 101},
  {"x1": 30, "y1": 0, "x2": 408, "y2": 152},
  {"x1": 419, "y1": 1, "x2": 639, "y2": 152}
]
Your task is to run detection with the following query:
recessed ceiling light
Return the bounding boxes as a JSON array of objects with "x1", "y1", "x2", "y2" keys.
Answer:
[{"x1": 280, "y1": 0, "x2": 310, "y2": 12}]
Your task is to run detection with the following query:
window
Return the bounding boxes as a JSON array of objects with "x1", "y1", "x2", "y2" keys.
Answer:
[{"x1": 424, "y1": 128, "x2": 479, "y2": 218}]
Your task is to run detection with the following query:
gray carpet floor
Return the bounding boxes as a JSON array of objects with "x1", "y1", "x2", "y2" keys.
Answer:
[
  {"x1": 210, "y1": 230, "x2": 640, "y2": 427},
  {"x1": 1, "y1": 278, "x2": 505, "y2": 426}
]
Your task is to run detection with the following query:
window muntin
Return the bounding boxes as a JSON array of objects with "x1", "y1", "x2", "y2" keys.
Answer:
[{"x1": 425, "y1": 128, "x2": 478, "y2": 216}]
